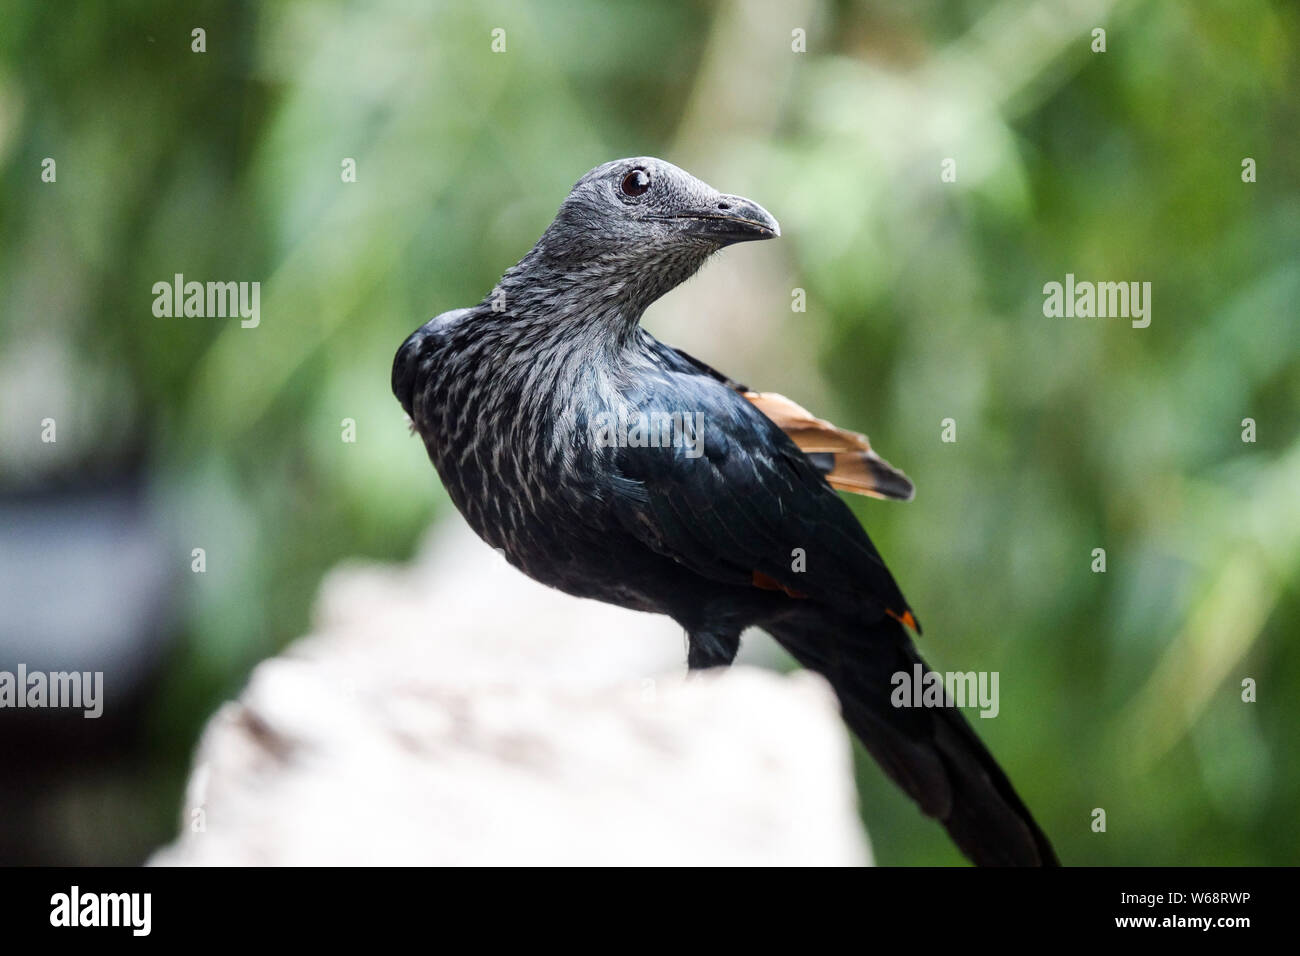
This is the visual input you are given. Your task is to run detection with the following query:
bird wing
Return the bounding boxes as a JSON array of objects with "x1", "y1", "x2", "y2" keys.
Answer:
[
  {"x1": 609, "y1": 367, "x2": 918, "y2": 629},
  {"x1": 645, "y1": 338, "x2": 913, "y2": 502}
]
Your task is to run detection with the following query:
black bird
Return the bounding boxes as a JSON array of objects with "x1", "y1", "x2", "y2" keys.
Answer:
[{"x1": 394, "y1": 158, "x2": 1057, "y2": 866}]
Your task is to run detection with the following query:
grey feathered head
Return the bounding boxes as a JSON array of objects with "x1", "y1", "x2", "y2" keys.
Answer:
[
  {"x1": 492, "y1": 158, "x2": 779, "y2": 325},
  {"x1": 507, "y1": 158, "x2": 777, "y2": 308}
]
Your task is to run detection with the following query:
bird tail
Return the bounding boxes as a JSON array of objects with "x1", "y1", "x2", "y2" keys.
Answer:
[{"x1": 767, "y1": 613, "x2": 1058, "y2": 866}]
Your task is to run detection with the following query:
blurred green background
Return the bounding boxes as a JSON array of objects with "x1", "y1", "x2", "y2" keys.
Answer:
[{"x1": 1, "y1": 0, "x2": 1297, "y2": 865}]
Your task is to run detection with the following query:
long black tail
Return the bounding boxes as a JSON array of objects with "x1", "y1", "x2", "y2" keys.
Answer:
[{"x1": 767, "y1": 611, "x2": 1058, "y2": 866}]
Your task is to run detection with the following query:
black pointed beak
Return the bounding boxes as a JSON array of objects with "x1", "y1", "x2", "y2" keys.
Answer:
[{"x1": 660, "y1": 195, "x2": 780, "y2": 244}]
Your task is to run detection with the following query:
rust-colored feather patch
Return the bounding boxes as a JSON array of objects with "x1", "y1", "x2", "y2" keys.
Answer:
[
  {"x1": 885, "y1": 607, "x2": 921, "y2": 634},
  {"x1": 743, "y1": 391, "x2": 915, "y2": 501},
  {"x1": 752, "y1": 570, "x2": 807, "y2": 599}
]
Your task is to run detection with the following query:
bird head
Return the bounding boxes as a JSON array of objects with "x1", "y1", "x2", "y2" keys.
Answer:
[
  {"x1": 521, "y1": 158, "x2": 779, "y2": 306},
  {"x1": 558, "y1": 156, "x2": 778, "y2": 244}
]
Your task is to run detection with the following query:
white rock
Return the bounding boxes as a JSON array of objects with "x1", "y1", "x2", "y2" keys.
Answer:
[{"x1": 151, "y1": 523, "x2": 870, "y2": 866}]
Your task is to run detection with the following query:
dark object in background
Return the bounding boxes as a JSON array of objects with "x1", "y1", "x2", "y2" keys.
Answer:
[
  {"x1": 395, "y1": 157, "x2": 1057, "y2": 866},
  {"x1": 0, "y1": 473, "x2": 180, "y2": 864}
]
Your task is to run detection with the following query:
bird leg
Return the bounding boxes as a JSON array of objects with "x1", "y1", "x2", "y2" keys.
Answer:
[{"x1": 685, "y1": 627, "x2": 741, "y2": 670}]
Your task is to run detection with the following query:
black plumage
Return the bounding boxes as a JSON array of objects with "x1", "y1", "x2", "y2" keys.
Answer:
[{"x1": 394, "y1": 157, "x2": 1057, "y2": 866}]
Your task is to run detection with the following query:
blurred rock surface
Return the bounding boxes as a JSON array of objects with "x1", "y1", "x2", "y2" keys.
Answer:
[{"x1": 152, "y1": 523, "x2": 870, "y2": 866}]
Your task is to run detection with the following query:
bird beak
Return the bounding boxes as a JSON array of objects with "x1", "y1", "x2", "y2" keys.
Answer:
[{"x1": 663, "y1": 195, "x2": 781, "y2": 244}]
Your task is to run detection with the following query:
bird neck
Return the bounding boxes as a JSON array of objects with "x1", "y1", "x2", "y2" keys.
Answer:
[{"x1": 488, "y1": 239, "x2": 712, "y2": 348}]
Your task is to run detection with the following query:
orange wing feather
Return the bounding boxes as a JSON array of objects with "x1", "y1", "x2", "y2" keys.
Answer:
[{"x1": 742, "y1": 391, "x2": 914, "y2": 502}]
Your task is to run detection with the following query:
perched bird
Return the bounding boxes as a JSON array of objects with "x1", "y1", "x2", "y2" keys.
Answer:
[{"x1": 394, "y1": 158, "x2": 1057, "y2": 866}]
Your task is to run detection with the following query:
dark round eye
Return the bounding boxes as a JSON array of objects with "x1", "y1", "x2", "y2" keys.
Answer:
[{"x1": 620, "y1": 168, "x2": 651, "y2": 197}]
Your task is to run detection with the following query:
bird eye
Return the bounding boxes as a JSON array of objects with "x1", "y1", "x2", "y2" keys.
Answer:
[{"x1": 620, "y1": 169, "x2": 651, "y2": 197}]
